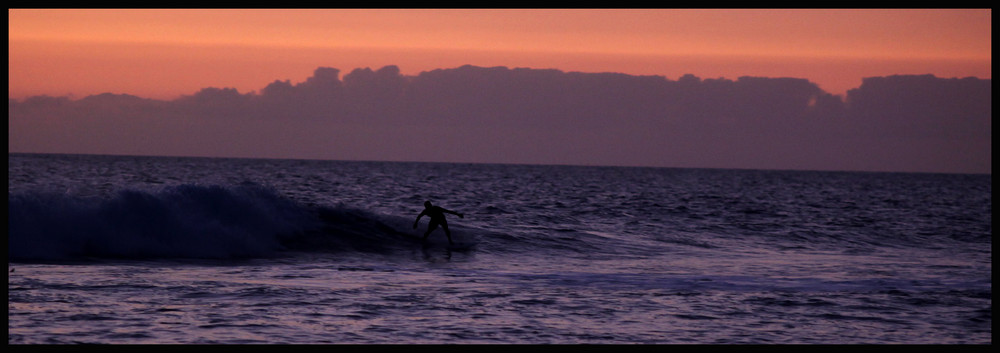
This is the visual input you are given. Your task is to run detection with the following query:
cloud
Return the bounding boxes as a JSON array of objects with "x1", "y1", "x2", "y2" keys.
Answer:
[{"x1": 8, "y1": 65, "x2": 991, "y2": 174}]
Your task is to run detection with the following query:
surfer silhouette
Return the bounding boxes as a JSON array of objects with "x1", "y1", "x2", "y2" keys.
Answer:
[{"x1": 413, "y1": 201, "x2": 463, "y2": 245}]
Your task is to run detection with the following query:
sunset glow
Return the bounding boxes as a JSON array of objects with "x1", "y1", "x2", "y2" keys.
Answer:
[{"x1": 9, "y1": 9, "x2": 991, "y2": 100}]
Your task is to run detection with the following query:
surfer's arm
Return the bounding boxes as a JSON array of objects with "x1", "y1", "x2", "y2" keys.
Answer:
[
  {"x1": 413, "y1": 210, "x2": 426, "y2": 228},
  {"x1": 444, "y1": 209, "x2": 464, "y2": 218}
]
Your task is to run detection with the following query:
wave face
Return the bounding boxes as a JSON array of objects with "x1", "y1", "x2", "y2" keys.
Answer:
[{"x1": 8, "y1": 184, "x2": 317, "y2": 261}]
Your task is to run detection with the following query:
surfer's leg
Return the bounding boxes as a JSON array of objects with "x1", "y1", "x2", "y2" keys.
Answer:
[
  {"x1": 442, "y1": 222, "x2": 453, "y2": 245},
  {"x1": 422, "y1": 221, "x2": 439, "y2": 239}
]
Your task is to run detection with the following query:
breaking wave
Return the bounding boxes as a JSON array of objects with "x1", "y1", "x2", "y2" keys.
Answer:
[{"x1": 7, "y1": 183, "x2": 453, "y2": 261}]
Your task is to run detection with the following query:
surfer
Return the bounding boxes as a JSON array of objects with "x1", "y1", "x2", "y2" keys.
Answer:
[{"x1": 413, "y1": 201, "x2": 463, "y2": 245}]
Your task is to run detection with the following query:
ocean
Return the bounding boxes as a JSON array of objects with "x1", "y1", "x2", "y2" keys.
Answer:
[{"x1": 7, "y1": 153, "x2": 991, "y2": 344}]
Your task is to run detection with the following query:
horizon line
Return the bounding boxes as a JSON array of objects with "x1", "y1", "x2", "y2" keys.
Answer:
[{"x1": 9, "y1": 151, "x2": 990, "y2": 177}]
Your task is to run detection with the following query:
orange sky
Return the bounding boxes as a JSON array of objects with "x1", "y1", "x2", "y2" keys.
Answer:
[{"x1": 8, "y1": 9, "x2": 992, "y2": 100}]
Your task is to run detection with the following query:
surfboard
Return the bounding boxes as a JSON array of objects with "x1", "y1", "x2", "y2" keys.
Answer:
[{"x1": 399, "y1": 231, "x2": 473, "y2": 250}]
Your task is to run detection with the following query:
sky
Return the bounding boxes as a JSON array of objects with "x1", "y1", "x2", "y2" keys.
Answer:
[
  {"x1": 7, "y1": 9, "x2": 993, "y2": 174},
  {"x1": 8, "y1": 9, "x2": 991, "y2": 100}
]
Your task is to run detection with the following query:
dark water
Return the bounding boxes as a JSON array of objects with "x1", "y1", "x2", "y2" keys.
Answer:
[{"x1": 8, "y1": 153, "x2": 991, "y2": 344}]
